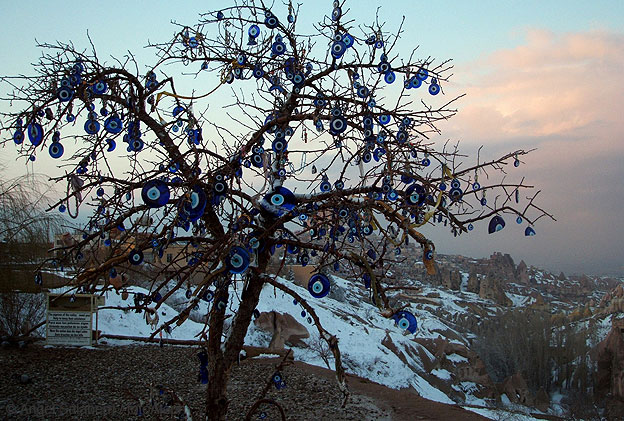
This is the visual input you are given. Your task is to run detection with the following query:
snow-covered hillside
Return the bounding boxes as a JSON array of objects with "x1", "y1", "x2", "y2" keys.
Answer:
[{"x1": 47, "y1": 273, "x2": 553, "y2": 421}]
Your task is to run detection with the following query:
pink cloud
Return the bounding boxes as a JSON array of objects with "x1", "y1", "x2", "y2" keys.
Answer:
[
  {"x1": 432, "y1": 29, "x2": 624, "y2": 275},
  {"x1": 444, "y1": 29, "x2": 624, "y2": 143}
]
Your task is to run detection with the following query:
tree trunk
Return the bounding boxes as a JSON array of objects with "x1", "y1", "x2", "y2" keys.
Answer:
[
  {"x1": 205, "y1": 356, "x2": 230, "y2": 421},
  {"x1": 204, "y1": 249, "x2": 270, "y2": 420}
]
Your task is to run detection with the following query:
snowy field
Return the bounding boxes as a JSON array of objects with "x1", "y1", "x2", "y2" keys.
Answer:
[{"x1": 48, "y1": 275, "x2": 545, "y2": 420}]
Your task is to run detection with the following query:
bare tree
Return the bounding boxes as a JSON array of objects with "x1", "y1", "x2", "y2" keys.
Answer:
[
  {"x1": 0, "y1": 169, "x2": 63, "y2": 263},
  {"x1": 0, "y1": 168, "x2": 64, "y2": 343},
  {"x1": 0, "y1": 1, "x2": 553, "y2": 419}
]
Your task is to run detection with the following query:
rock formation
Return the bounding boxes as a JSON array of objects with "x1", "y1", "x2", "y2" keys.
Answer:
[
  {"x1": 500, "y1": 372, "x2": 533, "y2": 405},
  {"x1": 479, "y1": 276, "x2": 512, "y2": 306},
  {"x1": 534, "y1": 388, "x2": 550, "y2": 412},
  {"x1": 414, "y1": 337, "x2": 498, "y2": 399},
  {"x1": 594, "y1": 318, "x2": 624, "y2": 402},
  {"x1": 527, "y1": 291, "x2": 549, "y2": 311},
  {"x1": 485, "y1": 252, "x2": 517, "y2": 282},
  {"x1": 598, "y1": 285, "x2": 624, "y2": 315},
  {"x1": 466, "y1": 271, "x2": 480, "y2": 294},
  {"x1": 254, "y1": 311, "x2": 310, "y2": 350},
  {"x1": 440, "y1": 268, "x2": 462, "y2": 291},
  {"x1": 516, "y1": 260, "x2": 529, "y2": 284}
]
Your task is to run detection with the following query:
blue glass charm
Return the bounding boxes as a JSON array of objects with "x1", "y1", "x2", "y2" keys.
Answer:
[
  {"x1": 48, "y1": 142, "x2": 64, "y2": 159},
  {"x1": 141, "y1": 180, "x2": 170, "y2": 208},
  {"x1": 13, "y1": 130, "x2": 24, "y2": 145},
  {"x1": 331, "y1": 7, "x2": 342, "y2": 21},
  {"x1": 272, "y1": 138, "x2": 287, "y2": 153},
  {"x1": 273, "y1": 372, "x2": 286, "y2": 390},
  {"x1": 84, "y1": 119, "x2": 100, "y2": 135},
  {"x1": 392, "y1": 310, "x2": 418, "y2": 334},
  {"x1": 202, "y1": 290, "x2": 214, "y2": 302},
  {"x1": 405, "y1": 184, "x2": 426, "y2": 207},
  {"x1": 488, "y1": 215, "x2": 505, "y2": 234},
  {"x1": 91, "y1": 80, "x2": 107, "y2": 95},
  {"x1": 329, "y1": 116, "x2": 347, "y2": 135},
  {"x1": 226, "y1": 246, "x2": 250, "y2": 274},
  {"x1": 27, "y1": 123, "x2": 43, "y2": 146},
  {"x1": 308, "y1": 273, "x2": 331, "y2": 298},
  {"x1": 253, "y1": 65, "x2": 265, "y2": 79},
  {"x1": 57, "y1": 86, "x2": 74, "y2": 102},
  {"x1": 429, "y1": 83, "x2": 440, "y2": 95},
  {"x1": 525, "y1": 226, "x2": 536, "y2": 236},
  {"x1": 262, "y1": 186, "x2": 296, "y2": 216},
  {"x1": 248, "y1": 24, "x2": 260, "y2": 45},
  {"x1": 265, "y1": 13, "x2": 279, "y2": 29},
  {"x1": 128, "y1": 249, "x2": 144, "y2": 265},
  {"x1": 331, "y1": 41, "x2": 347, "y2": 59},
  {"x1": 104, "y1": 115, "x2": 123, "y2": 134},
  {"x1": 182, "y1": 186, "x2": 208, "y2": 222},
  {"x1": 449, "y1": 188, "x2": 463, "y2": 202}
]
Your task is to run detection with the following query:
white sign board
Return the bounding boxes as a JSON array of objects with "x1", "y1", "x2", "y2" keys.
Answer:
[
  {"x1": 47, "y1": 311, "x2": 92, "y2": 346},
  {"x1": 46, "y1": 293, "x2": 94, "y2": 346}
]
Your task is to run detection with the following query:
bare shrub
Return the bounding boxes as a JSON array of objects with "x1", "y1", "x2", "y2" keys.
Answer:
[{"x1": 0, "y1": 292, "x2": 45, "y2": 338}]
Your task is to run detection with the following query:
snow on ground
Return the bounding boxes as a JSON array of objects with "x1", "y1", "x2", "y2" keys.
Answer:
[
  {"x1": 446, "y1": 353, "x2": 469, "y2": 364},
  {"x1": 460, "y1": 271, "x2": 469, "y2": 292},
  {"x1": 48, "y1": 285, "x2": 208, "y2": 342},
  {"x1": 244, "y1": 275, "x2": 456, "y2": 404},
  {"x1": 45, "y1": 275, "x2": 549, "y2": 418},
  {"x1": 52, "y1": 276, "x2": 456, "y2": 405},
  {"x1": 431, "y1": 368, "x2": 452, "y2": 380},
  {"x1": 594, "y1": 314, "x2": 613, "y2": 344},
  {"x1": 507, "y1": 292, "x2": 528, "y2": 307},
  {"x1": 97, "y1": 286, "x2": 206, "y2": 341},
  {"x1": 42, "y1": 268, "x2": 75, "y2": 279},
  {"x1": 463, "y1": 407, "x2": 542, "y2": 421}
]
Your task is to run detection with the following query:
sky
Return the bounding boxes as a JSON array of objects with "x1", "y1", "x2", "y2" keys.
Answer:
[{"x1": 0, "y1": 1, "x2": 622, "y2": 276}]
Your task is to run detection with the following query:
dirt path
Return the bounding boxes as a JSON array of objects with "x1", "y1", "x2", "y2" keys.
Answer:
[{"x1": 0, "y1": 343, "x2": 488, "y2": 420}]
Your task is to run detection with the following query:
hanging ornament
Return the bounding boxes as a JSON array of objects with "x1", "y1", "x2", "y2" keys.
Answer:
[
  {"x1": 392, "y1": 310, "x2": 418, "y2": 334},
  {"x1": 308, "y1": 273, "x2": 331, "y2": 298},
  {"x1": 488, "y1": 216, "x2": 505, "y2": 234}
]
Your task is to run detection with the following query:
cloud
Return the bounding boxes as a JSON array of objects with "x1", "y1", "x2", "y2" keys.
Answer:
[
  {"x1": 447, "y1": 29, "x2": 624, "y2": 144},
  {"x1": 432, "y1": 29, "x2": 624, "y2": 275}
]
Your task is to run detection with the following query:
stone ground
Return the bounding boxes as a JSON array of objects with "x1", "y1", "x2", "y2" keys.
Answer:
[{"x1": 0, "y1": 343, "x2": 489, "y2": 420}]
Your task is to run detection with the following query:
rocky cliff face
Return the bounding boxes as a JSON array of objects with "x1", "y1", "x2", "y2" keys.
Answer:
[
  {"x1": 500, "y1": 372, "x2": 533, "y2": 405},
  {"x1": 484, "y1": 252, "x2": 517, "y2": 282},
  {"x1": 440, "y1": 268, "x2": 462, "y2": 291},
  {"x1": 413, "y1": 337, "x2": 498, "y2": 401},
  {"x1": 466, "y1": 271, "x2": 480, "y2": 293},
  {"x1": 597, "y1": 285, "x2": 624, "y2": 315},
  {"x1": 594, "y1": 317, "x2": 624, "y2": 417},
  {"x1": 516, "y1": 260, "x2": 529, "y2": 284},
  {"x1": 479, "y1": 276, "x2": 512, "y2": 306}
]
